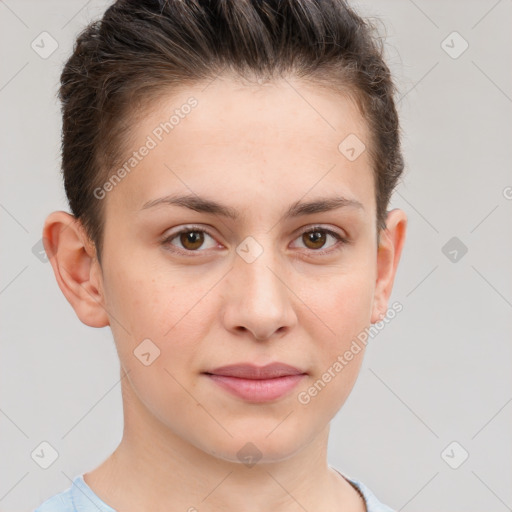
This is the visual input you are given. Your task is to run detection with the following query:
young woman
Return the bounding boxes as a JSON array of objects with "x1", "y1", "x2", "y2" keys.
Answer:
[{"x1": 36, "y1": 0, "x2": 407, "y2": 510}]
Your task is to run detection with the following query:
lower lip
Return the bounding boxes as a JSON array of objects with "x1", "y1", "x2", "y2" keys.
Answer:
[{"x1": 205, "y1": 374, "x2": 306, "y2": 402}]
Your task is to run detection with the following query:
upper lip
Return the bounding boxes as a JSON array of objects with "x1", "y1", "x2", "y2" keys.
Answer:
[{"x1": 204, "y1": 363, "x2": 306, "y2": 379}]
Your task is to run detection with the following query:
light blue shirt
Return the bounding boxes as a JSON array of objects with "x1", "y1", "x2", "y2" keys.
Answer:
[{"x1": 34, "y1": 469, "x2": 395, "y2": 512}]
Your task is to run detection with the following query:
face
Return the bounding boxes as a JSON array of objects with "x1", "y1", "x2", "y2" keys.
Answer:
[{"x1": 77, "y1": 75, "x2": 395, "y2": 463}]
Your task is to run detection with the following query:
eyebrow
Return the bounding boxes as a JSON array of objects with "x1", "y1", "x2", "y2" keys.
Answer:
[{"x1": 141, "y1": 193, "x2": 364, "y2": 221}]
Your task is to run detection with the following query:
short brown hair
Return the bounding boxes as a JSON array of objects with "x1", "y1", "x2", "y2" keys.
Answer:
[{"x1": 59, "y1": 0, "x2": 404, "y2": 264}]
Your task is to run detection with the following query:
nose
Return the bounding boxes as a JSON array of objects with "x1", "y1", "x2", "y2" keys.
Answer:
[{"x1": 221, "y1": 243, "x2": 298, "y2": 341}]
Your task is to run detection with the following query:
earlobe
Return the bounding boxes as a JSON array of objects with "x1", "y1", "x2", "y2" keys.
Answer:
[
  {"x1": 370, "y1": 208, "x2": 407, "y2": 324},
  {"x1": 43, "y1": 211, "x2": 110, "y2": 328}
]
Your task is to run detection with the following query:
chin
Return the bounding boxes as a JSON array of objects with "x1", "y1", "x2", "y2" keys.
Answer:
[{"x1": 199, "y1": 428, "x2": 308, "y2": 466}]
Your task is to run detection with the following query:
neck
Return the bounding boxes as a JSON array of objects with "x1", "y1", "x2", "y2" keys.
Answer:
[{"x1": 83, "y1": 372, "x2": 365, "y2": 512}]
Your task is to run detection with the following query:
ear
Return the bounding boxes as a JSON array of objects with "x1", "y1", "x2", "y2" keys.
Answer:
[
  {"x1": 370, "y1": 208, "x2": 407, "y2": 324},
  {"x1": 42, "y1": 211, "x2": 109, "y2": 328}
]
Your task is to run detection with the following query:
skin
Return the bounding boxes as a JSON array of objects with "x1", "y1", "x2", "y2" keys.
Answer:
[{"x1": 43, "y1": 74, "x2": 407, "y2": 512}]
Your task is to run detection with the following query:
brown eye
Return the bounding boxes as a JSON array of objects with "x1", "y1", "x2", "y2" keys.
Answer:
[
  {"x1": 179, "y1": 230, "x2": 205, "y2": 250},
  {"x1": 162, "y1": 227, "x2": 218, "y2": 253},
  {"x1": 302, "y1": 230, "x2": 327, "y2": 250},
  {"x1": 292, "y1": 227, "x2": 348, "y2": 255}
]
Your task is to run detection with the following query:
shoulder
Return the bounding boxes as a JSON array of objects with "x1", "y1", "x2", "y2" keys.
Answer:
[
  {"x1": 349, "y1": 478, "x2": 396, "y2": 512},
  {"x1": 33, "y1": 474, "x2": 117, "y2": 512},
  {"x1": 334, "y1": 468, "x2": 396, "y2": 512},
  {"x1": 33, "y1": 485, "x2": 75, "y2": 512}
]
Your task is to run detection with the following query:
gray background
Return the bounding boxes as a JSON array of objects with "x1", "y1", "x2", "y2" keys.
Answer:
[{"x1": 1, "y1": 1, "x2": 511, "y2": 510}]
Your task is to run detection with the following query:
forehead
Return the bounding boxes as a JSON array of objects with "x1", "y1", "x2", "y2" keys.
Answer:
[
  {"x1": 106, "y1": 75, "x2": 375, "y2": 220},
  {"x1": 154, "y1": 75, "x2": 369, "y2": 151}
]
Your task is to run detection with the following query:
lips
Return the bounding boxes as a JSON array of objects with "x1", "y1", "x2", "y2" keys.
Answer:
[
  {"x1": 203, "y1": 363, "x2": 307, "y2": 402},
  {"x1": 204, "y1": 362, "x2": 306, "y2": 379}
]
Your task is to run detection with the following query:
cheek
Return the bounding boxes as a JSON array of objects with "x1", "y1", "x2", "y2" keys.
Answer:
[
  {"x1": 335, "y1": 273, "x2": 374, "y2": 339},
  {"x1": 107, "y1": 273, "x2": 173, "y2": 336},
  {"x1": 298, "y1": 276, "x2": 372, "y2": 418},
  {"x1": 300, "y1": 266, "x2": 375, "y2": 343},
  {"x1": 104, "y1": 252, "x2": 179, "y2": 329},
  {"x1": 104, "y1": 271, "x2": 204, "y2": 418},
  {"x1": 296, "y1": 266, "x2": 374, "y2": 406},
  {"x1": 104, "y1": 262, "x2": 217, "y2": 372}
]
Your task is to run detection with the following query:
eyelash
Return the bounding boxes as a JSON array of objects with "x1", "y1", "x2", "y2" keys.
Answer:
[{"x1": 161, "y1": 225, "x2": 349, "y2": 257}]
